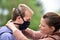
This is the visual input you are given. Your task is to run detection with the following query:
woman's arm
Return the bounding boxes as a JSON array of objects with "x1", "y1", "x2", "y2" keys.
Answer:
[
  {"x1": 22, "y1": 28, "x2": 41, "y2": 39},
  {"x1": 13, "y1": 29, "x2": 28, "y2": 40},
  {"x1": 6, "y1": 22, "x2": 28, "y2": 40},
  {"x1": 6, "y1": 20, "x2": 41, "y2": 40}
]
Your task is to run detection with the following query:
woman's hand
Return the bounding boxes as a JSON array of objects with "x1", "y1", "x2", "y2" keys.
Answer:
[
  {"x1": 6, "y1": 20, "x2": 18, "y2": 32},
  {"x1": 6, "y1": 20, "x2": 28, "y2": 40}
]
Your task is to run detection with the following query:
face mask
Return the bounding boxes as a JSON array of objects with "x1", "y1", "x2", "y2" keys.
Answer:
[{"x1": 19, "y1": 21, "x2": 30, "y2": 30}]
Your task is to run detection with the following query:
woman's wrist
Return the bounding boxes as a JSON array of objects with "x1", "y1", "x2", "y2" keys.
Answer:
[{"x1": 11, "y1": 27, "x2": 18, "y2": 33}]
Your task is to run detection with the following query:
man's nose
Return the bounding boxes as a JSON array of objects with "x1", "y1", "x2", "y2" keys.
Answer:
[
  {"x1": 27, "y1": 17, "x2": 31, "y2": 21},
  {"x1": 27, "y1": 18, "x2": 30, "y2": 21}
]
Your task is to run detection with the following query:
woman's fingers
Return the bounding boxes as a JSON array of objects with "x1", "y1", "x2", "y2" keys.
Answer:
[
  {"x1": 6, "y1": 19, "x2": 12, "y2": 26},
  {"x1": 6, "y1": 20, "x2": 17, "y2": 31},
  {"x1": 8, "y1": 19, "x2": 12, "y2": 23}
]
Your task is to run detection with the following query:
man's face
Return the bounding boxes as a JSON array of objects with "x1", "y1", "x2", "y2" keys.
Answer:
[
  {"x1": 18, "y1": 10, "x2": 32, "y2": 30},
  {"x1": 14, "y1": 10, "x2": 32, "y2": 25},
  {"x1": 23, "y1": 10, "x2": 32, "y2": 22}
]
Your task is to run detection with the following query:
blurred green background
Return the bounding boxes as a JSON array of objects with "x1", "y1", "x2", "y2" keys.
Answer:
[{"x1": 0, "y1": 0, "x2": 43, "y2": 30}]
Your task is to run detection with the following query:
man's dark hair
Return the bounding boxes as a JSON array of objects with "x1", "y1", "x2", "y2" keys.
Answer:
[
  {"x1": 11, "y1": 8, "x2": 25, "y2": 21},
  {"x1": 11, "y1": 4, "x2": 33, "y2": 21}
]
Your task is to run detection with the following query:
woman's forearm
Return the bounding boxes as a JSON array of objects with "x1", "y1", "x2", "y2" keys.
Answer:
[
  {"x1": 22, "y1": 28, "x2": 36, "y2": 39},
  {"x1": 13, "y1": 29, "x2": 28, "y2": 40},
  {"x1": 22, "y1": 28, "x2": 41, "y2": 39}
]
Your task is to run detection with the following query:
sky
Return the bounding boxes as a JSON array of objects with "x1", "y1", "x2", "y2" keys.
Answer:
[{"x1": 40, "y1": 0, "x2": 60, "y2": 13}]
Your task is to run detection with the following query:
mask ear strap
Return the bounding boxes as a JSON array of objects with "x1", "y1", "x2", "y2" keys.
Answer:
[
  {"x1": 15, "y1": 8, "x2": 25, "y2": 21},
  {"x1": 14, "y1": 23, "x2": 21, "y2": 25}
]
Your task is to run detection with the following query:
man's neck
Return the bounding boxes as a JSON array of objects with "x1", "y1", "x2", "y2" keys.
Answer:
[
  {"x1": 14, "y1": 24, "x2": 19, "y2": 29},
  {"x1": 12, "y1": 21, "x2": 19, "y2": 29}
]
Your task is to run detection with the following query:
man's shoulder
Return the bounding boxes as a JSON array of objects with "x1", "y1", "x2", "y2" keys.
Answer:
[
  {"x1": 0, "y1": 33, "x2": 15, "y2": 40},
  {"x1": 0, "y1": 32, "x2": 16, "y2": 40},
  {"x1": 0, "y1": 26, "x2": 13, "y2": 35},
  {"x1": 1, "y1": 32, "x2": 12, "y2": 37},
  {"x1": 0, "y1": 26, "x2": 7, "y2": 30}
]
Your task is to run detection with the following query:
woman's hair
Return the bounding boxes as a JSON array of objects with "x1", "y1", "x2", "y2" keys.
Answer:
[
  {"x1": 12, "y1": 4, "x2": 34, "y2": 21},
  {"x1": 43, "y1": 12, "x2": 60, "y2": 32}
]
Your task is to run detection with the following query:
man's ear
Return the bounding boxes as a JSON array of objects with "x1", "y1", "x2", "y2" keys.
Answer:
[
  {"x1": 16, "y1": 16, "x2": 21, "y2": 20},
  {"x1": 50, "y1": 26, "x2": 55, "y2": 32}
]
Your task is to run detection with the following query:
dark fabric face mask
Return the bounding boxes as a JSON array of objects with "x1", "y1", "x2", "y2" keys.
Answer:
[{"x1": 19, "y1": 21, "x2": 30, "y2": 30}]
